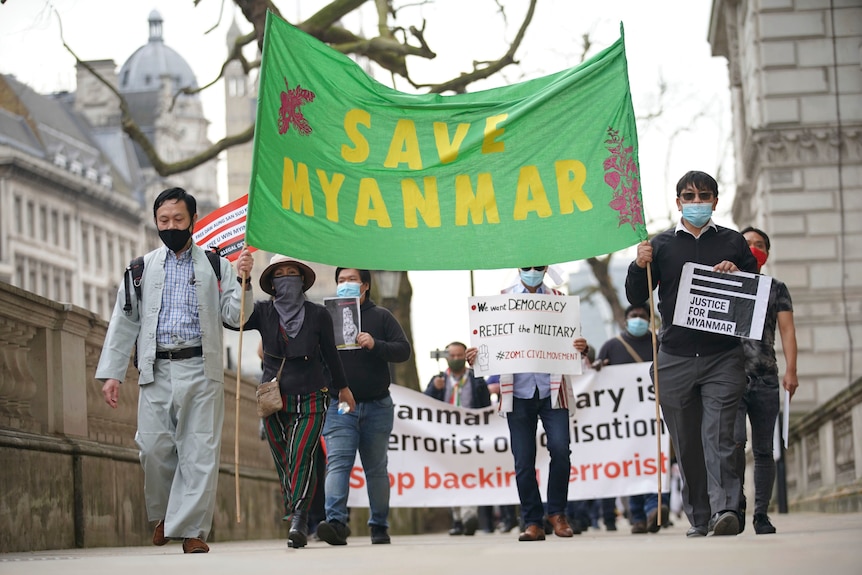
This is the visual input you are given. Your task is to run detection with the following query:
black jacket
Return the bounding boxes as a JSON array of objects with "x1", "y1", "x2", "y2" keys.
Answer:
[
  {"x1": 240, "y1": 300, "x2": 349, "y2": 396},
  {"x1": 338, "y1": 298, "x2": 411, "y2": 402},
  {"x1": 424, "y1": 369, "x2": 491, "y2": 408},
  {"x1": 625, "y1": 224, "x2": 758, "y2": 357}
]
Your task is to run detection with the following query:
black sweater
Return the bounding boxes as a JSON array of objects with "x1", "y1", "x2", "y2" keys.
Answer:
[
  {"x1": 625, "y1": 225, "x2": 758, "y2": 357},
  {"x1": 242, "y1": 300, "x2": 349, "y2": 396},
  {"x1": 339, "y1": 298, "x2": 411, "y2": 402}
]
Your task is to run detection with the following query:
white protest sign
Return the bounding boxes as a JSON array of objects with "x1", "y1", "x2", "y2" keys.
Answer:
[
  {"x1": 672, "y1": 263, "x2": 772, "y2": 340},
  {"x1": 343, "y1": 363, "x2": 670, "y2": 508},
  {"x1": 467, "y1": 293, "x2": 582, "y2": 377},
  {"x1": 192, "y1": 194, "x2": 257, "y2": 261}
]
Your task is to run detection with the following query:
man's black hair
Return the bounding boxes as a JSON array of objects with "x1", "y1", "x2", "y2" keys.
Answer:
[
  {"x1": 625, "y1": 303, "x2": 651, "y2": 319},
  {"x1": 675, "y1": 171, "x2": 718, "y2": 197},
  {"x1": 740, "y1": 226, "x2": 771, "y2": 252},
  {"x1": 153, "y1": 187, "x2": 197, "y2": 219},
  {"x1": 335, "y1": 267, "x2": 372, "y2": 292},
  {"x1": 446, "y1": 341, "x2": 467, "y2": 352}
]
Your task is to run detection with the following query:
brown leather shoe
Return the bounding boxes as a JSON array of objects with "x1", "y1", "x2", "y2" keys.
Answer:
[
  {"x1": 518, "y1": 524, "x2": 546, "y2": 541},
  {"x1": 182, "y1": 538, "x2": 210, "y2": 553},
  {"x1": 152, "y1": 520, "x2": 168, "y2": 546},
  {"x1": 547, "y1": 513, "x2": 574, "y2": 537}
]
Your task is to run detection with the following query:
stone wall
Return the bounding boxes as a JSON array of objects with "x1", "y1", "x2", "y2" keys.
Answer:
[
  {"x1": 785, "y1": 376, "x2": 862, "y2": 512},
  {"x1": 0, "y1": 281, "x2": 284, "y2": 552}
]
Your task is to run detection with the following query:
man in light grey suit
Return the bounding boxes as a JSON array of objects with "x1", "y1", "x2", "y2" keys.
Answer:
[{"x1": 96, "y1": 187, "x2": 254, "y2": 554}]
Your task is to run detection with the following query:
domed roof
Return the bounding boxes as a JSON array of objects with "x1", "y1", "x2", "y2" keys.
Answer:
[{"x1": 118, "y1": 10, "x2": 198, "y2": 93}]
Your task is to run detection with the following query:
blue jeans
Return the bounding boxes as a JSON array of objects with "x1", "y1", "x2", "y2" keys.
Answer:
[
  {"x1": 507, "y1": 392, "x2": 571, "y2": 527},
  {"x1": 734, "y1": 374, "x2": 780, "y2": 515},
  {"x1": 323, "y1": 395, "x2": 394, "y2": 528},
  {"x1": 628, "y1": 492, "x2": 670, "y2": 523}
]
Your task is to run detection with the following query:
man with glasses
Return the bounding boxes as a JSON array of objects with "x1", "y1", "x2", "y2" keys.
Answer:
[
  {"x1": 625, "y1": 171, "x2": 758, "y2": 538},
  {"x1": 468, "y1": 266, "x2": 589, "y2": 542}
]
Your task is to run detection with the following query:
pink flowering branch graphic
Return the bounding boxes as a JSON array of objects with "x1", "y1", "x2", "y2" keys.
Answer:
[
  {"x1": 604, "y1": 127, "x2": 644, "y2": 230},
  {"x1": 277, "y1": 79, "x2": 316, "y2": 136}
]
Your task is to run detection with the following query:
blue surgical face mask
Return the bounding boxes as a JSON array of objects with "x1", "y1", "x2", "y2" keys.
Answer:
[
  {"x1": 681, "y1": 203, "x2": 713, "y2": 228},
  {"x1": 337, "y1": 281, "x2": 362, "y2": 298},
  {"x1": 626, "y1": 317, "x2": 650, "y2": 337},
  {"x1": 519, "y1": 269, "x2": 545, "y2": 288}
]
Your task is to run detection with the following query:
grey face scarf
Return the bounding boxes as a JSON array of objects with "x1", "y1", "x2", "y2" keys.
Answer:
[{"x1": 272, "y1": 276, "x2": 306, "y2": 338}]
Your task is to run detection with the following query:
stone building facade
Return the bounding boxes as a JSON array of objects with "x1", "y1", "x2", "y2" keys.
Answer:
[
  {"x1": 708, "y1": 0, "x2": 862, "y2": 412},
  {"x1": 0, "y1": 10, "x2": 218, "y2": 320}
]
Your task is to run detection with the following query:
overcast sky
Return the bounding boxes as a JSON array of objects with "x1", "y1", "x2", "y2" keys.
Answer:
[{"x1": 1, "y1": 0, "x2": 734, "y2": 386}]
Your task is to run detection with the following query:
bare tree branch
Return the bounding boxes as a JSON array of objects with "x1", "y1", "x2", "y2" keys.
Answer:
[{"x1": 413, "y1": 0, "x2": 537, "y2": 94}]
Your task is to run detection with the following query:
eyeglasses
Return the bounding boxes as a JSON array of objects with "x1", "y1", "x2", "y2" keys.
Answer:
[
  {"x1": 678, "y1": 191, "x2": 715, "y2": 202},
  {"x1": 520, "y1": 266, "x2": 546, "y2": 272}
]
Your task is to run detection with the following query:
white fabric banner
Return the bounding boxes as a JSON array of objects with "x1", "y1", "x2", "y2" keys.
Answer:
[{"x1": 344, "y1": 362, "x2": 670, "y2": 507}]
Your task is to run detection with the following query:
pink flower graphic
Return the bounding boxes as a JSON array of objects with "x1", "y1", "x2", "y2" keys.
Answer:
[
  {"x1": 277, "y1": 79, "x2": 316, "y2": 136},
  {"x1": 604, "y1": 127, "x2": 644, "y2": 229}
]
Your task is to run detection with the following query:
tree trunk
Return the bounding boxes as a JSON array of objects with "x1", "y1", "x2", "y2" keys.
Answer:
[{"x1": 372, "y1": 271, "x2": 420, "y2": 392}]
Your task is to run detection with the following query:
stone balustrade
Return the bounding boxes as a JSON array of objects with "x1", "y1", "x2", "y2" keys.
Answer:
[
  {"x1": 0, "y1": 281, "x2": 282, "y2": 552},
  {"x1": 785, "y1": 376, "x2": 862, "y2": 512}
]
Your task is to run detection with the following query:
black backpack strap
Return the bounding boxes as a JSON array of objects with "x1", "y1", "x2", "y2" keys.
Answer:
[
  {"x1": 124, "y1": 256, "x2": 145, "y2": 314},
  {"x1": 205, "y1": 248, "x2": 222, "y2": 281},
  {"x1": 130, "y1": 256, "x2": 145, "y2": 300},
  {"x1": 122, "y1": 265, "x2": 133, "y2": 314}
]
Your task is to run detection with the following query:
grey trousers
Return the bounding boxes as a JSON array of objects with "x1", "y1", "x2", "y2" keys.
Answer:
[
  {"x1": 136, "y1": 357, "x2": 224, "y2": 541},
  {"x1": 652, "y1": 347, "x2": 746, "y2": 529}
]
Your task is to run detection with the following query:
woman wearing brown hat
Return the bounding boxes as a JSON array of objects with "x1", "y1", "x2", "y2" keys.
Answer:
[{"x1": 241, "y1": 254, "x2": 355, "y2": 549}]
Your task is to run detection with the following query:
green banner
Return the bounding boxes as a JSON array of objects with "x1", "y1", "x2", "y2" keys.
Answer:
[{"x1": 247, "y1": 12, "x2": 647, "y2": 271}]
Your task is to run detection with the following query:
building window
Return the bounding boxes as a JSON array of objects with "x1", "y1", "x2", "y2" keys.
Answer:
[
  {"x1": 40, "y1": 205, "x2": 48, "y2": 242},
  {"x1": 82, "y1": 227, "x2": 90, "y2": 267},
  {"x1": 50, "y1": 210, "x2": 59, "y2": 244},
  {"x1": 15, "y1": 257, "x2": 24, "y2": 289},
  {"x1": 14, "y1": 196, "x2": 22, "y2": 234},
  {"x1": 94, "y1": 230, "x2": 102, "y2": 272},
  {"x1": 228, "y1": 77, "x2": 247, "y2": 98},
  {"x1": 107, "y1": 236, "x2": 115, "y2": 274},
  {"x1": 27, "y1": 201, "x2": 35, "y2": 238},
  {"x1": 63, "y1": 214, "x2": 71, "y2": 248}
]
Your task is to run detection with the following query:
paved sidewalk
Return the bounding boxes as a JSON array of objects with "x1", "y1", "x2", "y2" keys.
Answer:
[{"x1": 2, "y1": 512, "x2": 860, "y2": 575}]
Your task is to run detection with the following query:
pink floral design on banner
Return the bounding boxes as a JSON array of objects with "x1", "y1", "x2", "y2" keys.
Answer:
[
  {"x1": 604, "y1": 127, "x2": 644, "y2": 230},
  {"x1": 277, "y1": 79, "x2": 316, "y2": 136}
]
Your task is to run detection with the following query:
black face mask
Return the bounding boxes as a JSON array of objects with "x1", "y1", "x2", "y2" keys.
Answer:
[{"x1": 159, "y1": 227, "x2": 192, "y2": 253}]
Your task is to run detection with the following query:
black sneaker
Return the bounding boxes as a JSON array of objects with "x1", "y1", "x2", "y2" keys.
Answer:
[
  {"x1": 448, "y1": 521, "x2": 464, "y2": 536},
  {"x1": 317, "y1": 520, "x2": 350, "y2": 546},
  {"x1": 753, "y1": 513, "x2": 776, "y2": 534},
  {"x1": 370, "y1": 525, "x2": 391, "y2": 544}
]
